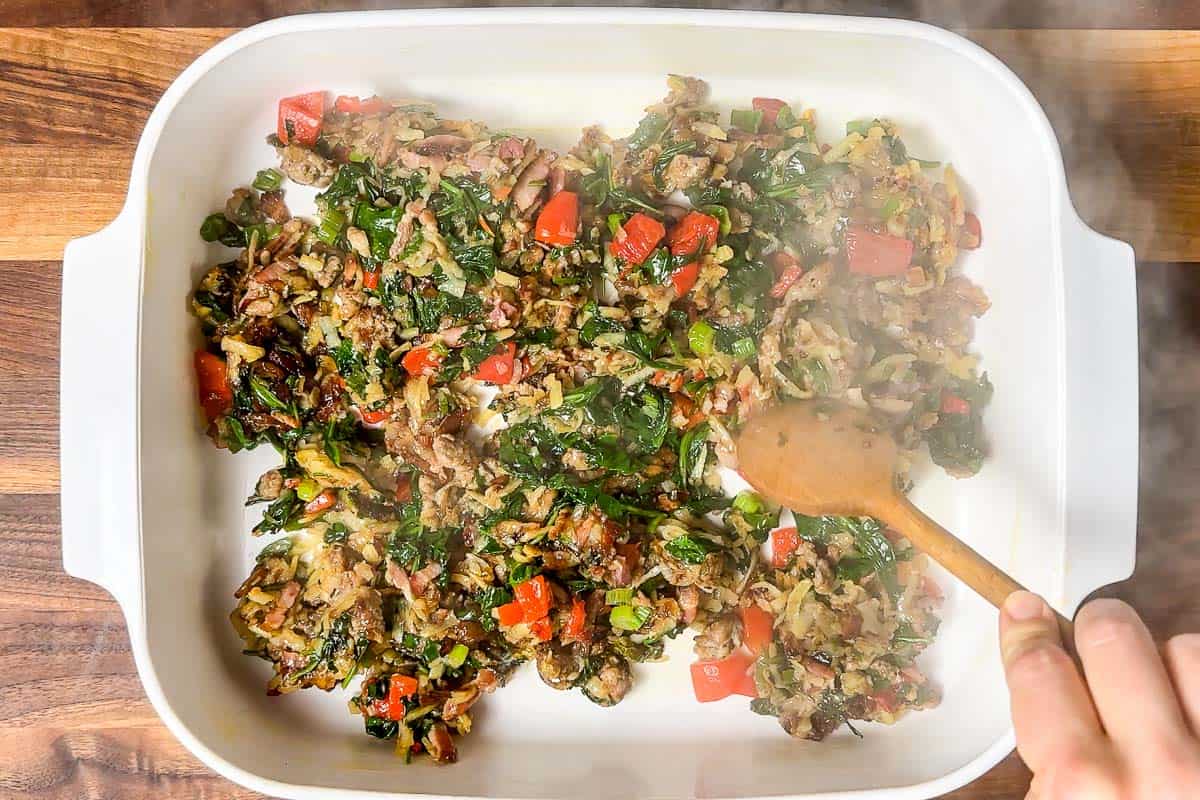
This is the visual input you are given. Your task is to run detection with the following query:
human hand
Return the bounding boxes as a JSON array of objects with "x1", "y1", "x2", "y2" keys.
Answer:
[{"x1": 999, "y1": 591, "x2": 1200, "y2": 799}]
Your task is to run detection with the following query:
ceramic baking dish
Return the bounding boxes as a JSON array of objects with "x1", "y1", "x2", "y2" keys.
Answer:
[{"x1": 60, "y1": 8, "x2": 1138, "y2": 799}]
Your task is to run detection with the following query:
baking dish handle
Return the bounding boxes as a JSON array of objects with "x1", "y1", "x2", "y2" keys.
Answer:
[
  {"x1": 1060, "y1": 212, "x2": 1138, "y2": 611},
  {"x1": 60, "y1": 208, "x2": 142, "y2": 616}
]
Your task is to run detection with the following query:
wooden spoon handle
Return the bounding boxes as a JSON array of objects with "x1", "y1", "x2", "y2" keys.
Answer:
[{"x1": 882, "y1": 494, "x2": 1076, "y2": 647}]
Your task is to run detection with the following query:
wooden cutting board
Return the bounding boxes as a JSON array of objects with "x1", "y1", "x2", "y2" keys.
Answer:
[{"x1": 2, "y1": 17, "x2": 1199, "y2": 800}]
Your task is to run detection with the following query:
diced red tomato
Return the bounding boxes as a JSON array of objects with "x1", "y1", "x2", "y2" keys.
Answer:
[
  {"x1": 564, "y1": 597, "x2": 587, "y2": 642},
  {"x1": 359, "y1": 406, "x2": 390, "y2": 424},
  {"x1": 385, "y1": 674, "x2": 419, "y2": 720},
  {"x1": 334, "y1": 94, "x2": 390, "y2": 115},
  {"x1": 368, "y1": 677, "x2": 415, "y2": 721},
  {"x1": 472, "y1": 341, "x2": 517, "y2": 384},
  {"x1": 739, "y1": 605, "x2": 775, "y2": 655},
  {"x1": 402, "y1": 346, "x2": 442, "y2": 377},
  {"x1": 770, "y1": 264, "x2": 804, "y2": 299},
  {"x1": 690, "y1": 650, "x2": 757, "y2": 703},
  {"x1": 277, "y1": 91, "x2": 325, "y2": 146},
  {"x1": 669, "y1": 261, "x2": 699, "y2": 296},
  {"x1": 193, "y1": 350, "x2": 233, "y2": 422},
  {"x1": 961, "y1": 212, "x2": 983, "y2": 249},
  {"x1": 362, "y1": 268, "x2": 379, "y2": 291},
  {"x1": 668, "y1": 211, "x2": 721, "y2": 258},
  {"x1": 513, "y1": 574, "x2": 552, "y2": 622},
  {"x1": 534, "y1": 191, "x2": 579, "y2": 247},
  {"x1": 304, "y1": 489, "x2": 337, "y2": 516},
  {"x1": 495, "y1": 602, "x2": 524, "y2": 627},
  {"x1": 940, "y1": 391, "x2": 971, "y2": 415},
  {"x1": 394, "y1": 474, "x2": 412, "y2": 503},
  {"x1": 771, "y1": 527, "x2": 800, "y2": 569},
  {"x1": 844, "y1": 225, "x2": 914, "y2": 277},
  {"x1": 529, "y1": 616, "x2": 553, "y2": 642},
  {"x1": 610, "y1": 212, "x2": 665, "y2": 266},
  {"x1": 734, "y1": 667, "x2": 760, "y2": 698},
  {"x1": 752, "y1": 97, "x2": 788, "y2": 128}
]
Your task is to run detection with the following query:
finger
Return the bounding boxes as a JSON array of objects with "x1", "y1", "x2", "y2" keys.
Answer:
[
  {"x1": 1164, "y1": 633, "x2": 1200, "y2": 736},
  {"x1": 1075, "y1": 599, "x2": 1190, "y2": 745},
  {"x1": 1000, "y1": 591, "x2": 1105, "y2": 772}
]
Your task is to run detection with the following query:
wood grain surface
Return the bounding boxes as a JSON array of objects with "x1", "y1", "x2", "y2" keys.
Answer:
[
  {"x1": 3, "y1": 27, "x2": 1200, "y2": 261},
  {"x1": 0, "y1": 6, "x2": 1197, "y2": 799}
]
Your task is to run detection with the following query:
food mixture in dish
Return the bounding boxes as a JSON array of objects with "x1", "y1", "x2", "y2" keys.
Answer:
[{"x1": 190, "y1": 76, "x2": 988, "y2": 762}]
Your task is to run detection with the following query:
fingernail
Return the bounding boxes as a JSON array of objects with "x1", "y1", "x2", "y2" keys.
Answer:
[{"x1": 1004, "y1": 590, "x2": 1047, "y2": 621}]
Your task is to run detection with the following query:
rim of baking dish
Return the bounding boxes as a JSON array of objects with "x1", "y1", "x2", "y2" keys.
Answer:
[{"x1": 119, "y1": 8, "x2": 1077, "y2": 799}]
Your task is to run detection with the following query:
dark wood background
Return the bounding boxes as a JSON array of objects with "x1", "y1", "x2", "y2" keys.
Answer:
[{"x1": 1, "y1": 2, "x2": 1198, "y2": 798}]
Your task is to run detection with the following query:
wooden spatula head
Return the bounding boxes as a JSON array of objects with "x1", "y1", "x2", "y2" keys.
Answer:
[
  {"x1": 736, "y1": 401, "x2": 898, "y2": 518},
  {"x1": 737, "y1": 401, "x2": 1077, "y2": 648}
]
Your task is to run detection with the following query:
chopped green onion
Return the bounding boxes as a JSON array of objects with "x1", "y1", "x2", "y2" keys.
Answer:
[
  {"x1": 249, "y1": 374, "x2": 289, "y2": 412},
  {"x1": 252, "y1": 168, "x2": 284, "y2": 192},
  {"x1": 445, "y1": 644, "x2": 469, "y2": 668},
  {"x1": 296, "y1": 478, "x2": 320, "y2": 502},
  {"x1": 731, "y1": 108, "x2": 764, "y2": 134},
  {"x1": 607, "y1": 213, "x2": 625, "y2": 239},
  {"x1": 730, "y1": 337, "x2": 757, "y2": 360},
  {"x1": 701, "y1": 204, "x2": 731, "y2": 236},
  {"x1": 244, "y1": 222, "x2": 281, "y2": 244},
  {"x1": 733, "y1": 490, "x2": 764, "y2": 515},
  {"x1": 609, "y1": 604, "x2": 652, "y2": 632},
  {"x1": 199, "y1": 213, "x2": 232, "y2": 243},
  {"x1": 316, "y1": 209, "x2": 346, "y2": 245},
  {"x1": 914, "y1": 158, "x2": 942, "y2": 169},
  {"x1": 688, "y1": 320, "x2": 716, "y2": 357},
  {"x1": 605, "y1": 588, "x2": 634, "y2": 606},
  {"x1": 348, "y1": 149, "x2": 370, "y2": 163}
]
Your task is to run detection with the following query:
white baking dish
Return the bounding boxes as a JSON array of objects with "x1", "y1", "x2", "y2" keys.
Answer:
[{"x1": 60, "y1": 8, "x2": 1138, "y2": 799}]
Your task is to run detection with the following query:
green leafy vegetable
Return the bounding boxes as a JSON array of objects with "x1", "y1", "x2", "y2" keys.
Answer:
[
  {"x1": 834, "y1": 517, "x2": 898, "y2": 594},
  {"x1": 641, "y1": 248, "x2": 673, "y2": 285},
  {"x1": 579, "y1": 302, "x2": 625, "y2": 346},
  {"x1": 469, "y1": 586, "x2": 513, "y2": 631},
  {"x1": 253, "y1": 489, "x2": 302, "y2": 536},
  {"x1": 353, "y1": 202, "x2": 403, "y2": 262},
  {"x1": 627, "y1": 113, "x2": 668, "y2": 151},
  {"x1": 925, "y1": 373, "x2": 993, "y2": 476},
  {"x1": 731, "y1": 108, "x2": 763, "y2": 133},
  {"x1": 332, "y1": 339, "x2": 369, "y2": 396},
  {"x1": 664, "y1": 534, "x2": 716, "y2": 564},
  {"x1": 653, "y1": 140, "x2": 697, "y2": 189},
  {"x1": 678, "y1": 422, "x2": 710, "y2": 491},
  {"x1": 324, "y1": 523, "x2": 349, "y2": 545},
  {"x1": 256, "y1": 536, "x2": 293, "y2": 561},
  {"x1": 249, "y1": 374, "x2": 290, "y2": 413}
]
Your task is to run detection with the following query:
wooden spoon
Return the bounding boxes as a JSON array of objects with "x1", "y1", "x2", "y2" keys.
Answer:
[{"x1": 736, "y1": 400, "x2": 1075, "y2": 645}]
